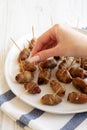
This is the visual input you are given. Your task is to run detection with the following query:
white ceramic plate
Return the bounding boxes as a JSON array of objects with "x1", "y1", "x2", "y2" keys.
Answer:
[{"x1": 5, "y1": 29, "x2": 87, "y2": 114}]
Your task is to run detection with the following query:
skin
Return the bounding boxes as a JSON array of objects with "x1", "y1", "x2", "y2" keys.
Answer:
[{"x1": 30, "y1": 24, "x2": 87, "y2": 63}]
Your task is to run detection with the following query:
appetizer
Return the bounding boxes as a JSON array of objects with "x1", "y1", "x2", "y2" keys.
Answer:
[
  {"x1": 67, "y1": 92, "x2": 87, "y2": 104},
  {"x1": 38, "y1": 69, "x2": 51, "y2": 85},
  {"x1": 50, "y1": 80, "x2": 65, "y2": 96},
  {"x1": 56, "y1": 69, "x2": 72, "y2": 83},
  {"x1": 41, "y1": 94, "x2": 62, "y2": 105},
  {"x1": 15, "y1": 71, "x2": 34, "y2": 84},
  {"x1": 24, "y1": 82, "x2": 41, "y2": 94},
  {"x1": 72, "y1": 77, "x2": 87, "y2": 94}
]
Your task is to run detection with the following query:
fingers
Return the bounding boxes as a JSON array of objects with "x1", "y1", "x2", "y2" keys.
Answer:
[
  {"x1": 31, "y1": 25, "x2": 57, "y2": 56},
  {"x1": 30, "y1": 24, "x2": 61, "y2": 63},
  {"x1": 40, "y1": 40, "x2": 57, "y2": 50},
  {"x1": 30, "y1": 46, "x2": 59, "y2": 63}
]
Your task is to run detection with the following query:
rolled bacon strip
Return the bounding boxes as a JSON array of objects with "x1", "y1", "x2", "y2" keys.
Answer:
[
  {"x1": 15, "y1": 71, "x2": 34, "y2": 84},
  {"x1": 41, "y1": 94, "x2": 62, "y2": 105},
  {"x1": 18, "y1": 48, "x2": 30, "y2": 62},
  {"x1": 24, "y1": 82, "x2": 41, "y2": 94},
  {"x1": 69, "y1": 66, "x2": 87, "y2": 78},
  {"x1": 81, "y1": 58, "x2": 87, "y2": 70},
  {"x1": 50, "y1": 80, "x2": 65, "y2": 97},
  {"x1": 67, "y1": 92, "x2": 87, "y2": 104},
  {"x1": 39, "y1": 59, "x2": 57, "y2": 70},
  {"x1": 58, "y1": 57, "x2": 74, "y2": 70},
  {"x1": 19, "y1": 61, "x2": 37, "y2": 72},
  {"x1": 38, "y1": 69, "x2": 51, "y2": 85},
  {"x1": 56, "y1": 69, "x2": 72, "y2": 83},
  {"x1": 72, "y1": 77, "x2": 87, "y2": 94}
]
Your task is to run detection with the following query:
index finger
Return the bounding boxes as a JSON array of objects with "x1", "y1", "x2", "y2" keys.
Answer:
[{"x1": 31, "y1": 25, "x2": 56, "y2": 56}]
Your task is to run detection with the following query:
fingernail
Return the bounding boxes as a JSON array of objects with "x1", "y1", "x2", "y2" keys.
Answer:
[{"x1": 30, "y1": 55, "x2": 40, "y2": 63}]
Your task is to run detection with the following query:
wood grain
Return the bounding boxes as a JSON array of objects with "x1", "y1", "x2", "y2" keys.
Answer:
[{"x1": 0, "y1": 111, "x2": 24, "y2": 130}]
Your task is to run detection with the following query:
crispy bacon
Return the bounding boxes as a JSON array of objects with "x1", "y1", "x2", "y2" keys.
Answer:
[
  {"x1": 39, "y1": 59, "x2": 57, "y2": 70},
  {"x1": 50, "y1": 80, "x2": 65, "y2": 96},
  {"x1": 81, "y1": 58, "x2": 87, "y2": 70},
  {"x1": 41, "y1": 94, "x2": 62, "y2": 105},
  {"x1": 56, "y1": 69, "x2": 72, "y2": 83},
  {"x1": 58, "y1": 57, "x2": 74, "y2": 70},
  {"x1": 38, "y1": 69, "x2": 51, "y2": 85},
  {"x1": 19, "y1": 61, "x2": 37, "y2": 72},
  {"x1": 18, "y1": 48, "x2": 30, "y2": 62},
  {"x1": 69, "y1": 66, "x2": 87, "y2": 78},
  {"x1": 24, "y1": 82, "x2": 41, "y2": 94},
  {"x1": 15, "y1": 71, "x2": 34, "y2": 84},
  {"x1": 72, "y1": 77, "x2": 87, "y2": 94},
  {"x1": 67, "y1": 92, "x2": 87, "y2": 104}
]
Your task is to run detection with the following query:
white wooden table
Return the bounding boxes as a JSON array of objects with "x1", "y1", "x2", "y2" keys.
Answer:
[
  {"x1": 0, "y1": 0, "x2": 87, "y2": 130},
  {"x1": 0, "y1": 111, "x2": 24, "y2": 130}
]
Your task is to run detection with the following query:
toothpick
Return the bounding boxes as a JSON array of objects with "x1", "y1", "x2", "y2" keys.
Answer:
[
  {"x1": 50, "y1": 16, "x2": 53, "y2": 26},
  {"x1": 53, "y1": 87, "x2": 61, "y2": 96},
  {"x1": 10, "y1": 37, "x2": 21, "y2": 51},
  {"x1": 27, "y1": 40, "x2": 30, "y2": 43},
  {"x1": 76, "y1": 17, "x2": 79, "y2": 28},
  {"x1": 32, "y1": 26, "x2": 34, "y2": 39},
  {"x1": 67, "y1": 58, "x2": 76, "y2": 71},
  {"x1": 18, "y1": 89, "x2": 28, "y2": 98}
]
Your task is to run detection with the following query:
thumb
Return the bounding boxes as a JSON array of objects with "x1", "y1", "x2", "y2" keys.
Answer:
[{"x1": 30, "y1": 47, "x2": 58, "y2": 63}]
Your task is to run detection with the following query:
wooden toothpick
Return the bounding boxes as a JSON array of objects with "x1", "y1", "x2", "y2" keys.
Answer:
[
  {"x1": 50, "y1": 16, "x2": 53, "y2": 26},
  {"x1": 10, "y1": 37, "x2": 21, "y2": 51},
  {"x1": 53, "y1": 87, "x2": 61, "y2": 96},
  {"x1": 76, "y1": 17, "x2": 79, "y2": 28},
  {"x1": 67, "y1": 58, "x2": 76, "y2": 71},
  {"x1": 32, "y1": 26, "x2": 34, "y2": 39}
]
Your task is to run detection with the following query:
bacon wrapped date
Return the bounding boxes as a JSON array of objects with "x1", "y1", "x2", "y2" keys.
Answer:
[
  {"x1": 69, "y1": 66, "x2": 87, "y2": 78},
  {"x1": 56, "y1": 69, "x2": 72, "y2": 83},
  {"x1": 18, "y1": 48, "x2": 30, "y2": 62},
  {"x1": 28, "y1": 38, "x2": 36, "y2": 51},
  {"x1": 58, "y1": 57, "x2": 74, "y2": 70},
  {"x1": 74, "y1": 57, "x2": 81, "y2": 64},
  {"x1": 72, "y1": 77, "x2": 87, "y2": 94},
  {"x1": 58, "y1": 59, "x2": 67, "y2": 69},
  {"x1": 39, "y1": 59, "x2": 57, "y2": 70},
  {"x1": 50, "y1": 80, "x2": 65, "y2": 96},
  {"x1": 38, "y1": 69, "x2": 51, "y2": 85},
  {"x1": 67, "y1": 92, "x2": 87, "y2": 104},
  {"x1": 24, "y1": 82, "x2": 41, "y2": 94},
  {"x1": 19, "y1": 61, "x2": 37, "y2": 72},
  {"x1": 15, "y1": 71, "x2": 34, "y2": 84},
  {"x1": 81, "y1": 58, "x2": 87, "y2": 70},
  {"x1": 41, "y1": 94, "x2": 62, "y2": 105}
]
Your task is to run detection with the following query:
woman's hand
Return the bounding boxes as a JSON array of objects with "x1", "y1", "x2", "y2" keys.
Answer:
[{"x1": 30, "y1": 24, "x2": 87, "y2": 63}]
